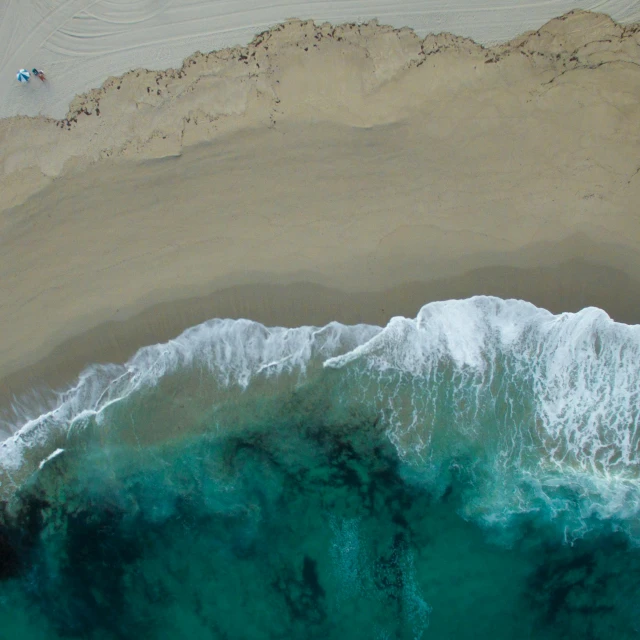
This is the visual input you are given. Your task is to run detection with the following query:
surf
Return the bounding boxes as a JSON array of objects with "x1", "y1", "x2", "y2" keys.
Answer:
[
  {"x1": 2, "y1": 296, "x2": 640, "y2": 531},
  {"x1": 2, "y1": 296, "x2": 640, "y2": 638}
]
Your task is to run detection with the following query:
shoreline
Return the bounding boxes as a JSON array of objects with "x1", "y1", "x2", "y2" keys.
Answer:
[
  {"x1": 3, "y1": 257, "x2": 640, "y2": 411},
  {"x1": 1, "y1": 11, "x2": 639, "y2": 413}
]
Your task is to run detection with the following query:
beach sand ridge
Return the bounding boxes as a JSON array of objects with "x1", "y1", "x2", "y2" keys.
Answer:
[
  {"x1": 1, "y1": 10, "x2": 638, "y2": 211},
  {"x1": 0, "y1": 10, "x2": 639, "y2": 395}
]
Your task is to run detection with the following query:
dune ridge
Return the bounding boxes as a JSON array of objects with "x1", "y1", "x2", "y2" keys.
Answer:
[
  {"x1": 0, "y1": 10, "x2": 639, "y2": 398},
  {"x1": 2, "y1": 0, "x2": 639, "y2": 120},
  {"x1": 1, "y1": 10, "x2": 639, "y2": 210}
]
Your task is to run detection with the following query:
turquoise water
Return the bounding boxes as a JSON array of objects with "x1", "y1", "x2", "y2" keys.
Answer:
[{"x1": 1, "y1": 296, "x2": 640, "y2": 638}]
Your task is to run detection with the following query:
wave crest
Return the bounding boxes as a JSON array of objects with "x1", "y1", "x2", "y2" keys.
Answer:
[{"x1": 2, "y1": 296, "x2": 640, "y2": 537}]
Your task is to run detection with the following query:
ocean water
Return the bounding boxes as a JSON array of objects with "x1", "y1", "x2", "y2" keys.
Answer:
[{"x1": 1, "y1": 296, "x2": 640, "y2": 639}]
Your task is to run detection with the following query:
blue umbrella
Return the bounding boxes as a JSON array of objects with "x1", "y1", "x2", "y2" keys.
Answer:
[{"x1": 16, "y1": 69, "x2": 30, "y2": 83}]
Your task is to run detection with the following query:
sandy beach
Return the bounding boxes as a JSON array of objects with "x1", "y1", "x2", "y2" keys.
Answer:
[
  {"x1": 2, "y1": 0, "x2": 639, "y2": 120},
  {"x1": 0, "y1": 8, "x2": 639, "y2": 403},
  {"x1": 3, "y1": 7, "x2": 640, "y2": 636}
]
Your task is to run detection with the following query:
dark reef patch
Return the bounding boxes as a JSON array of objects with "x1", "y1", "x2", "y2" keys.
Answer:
[
  {"x1": 525, "y1": 533, "x2": 640, "y2": 638},
  {"x1": 1, "y1": 398, "x2": 639, "y2": 639}
]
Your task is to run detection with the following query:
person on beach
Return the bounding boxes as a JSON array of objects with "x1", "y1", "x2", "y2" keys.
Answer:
[{"x1": 32, "y1": 68, "x2": 46, "y2": 82}]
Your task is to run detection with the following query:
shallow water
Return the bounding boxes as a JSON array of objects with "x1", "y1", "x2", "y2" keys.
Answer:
[{"x1": 1, "y1": 297, "x2": 640, "y2": 638}]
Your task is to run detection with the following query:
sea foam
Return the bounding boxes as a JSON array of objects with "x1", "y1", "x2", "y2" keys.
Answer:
[{"x1": 1, "y1": 296, "x2": 639, "y2": 537}]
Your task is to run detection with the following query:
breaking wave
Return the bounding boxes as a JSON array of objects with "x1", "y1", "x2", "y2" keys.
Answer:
[
  {"x1": 2, "y1": 296, "x2": 639, "y2": 537},
  {"x1": 3, "y1": 296, "x2": 640, "y2": 639}
]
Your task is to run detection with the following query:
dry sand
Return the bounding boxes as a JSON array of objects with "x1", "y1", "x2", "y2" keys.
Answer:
[
  {"x1": 1, "y1": 10, "x2": 640, "y2": 400},
  {"x1": 2, "y1": 0, "x2": 639, "y2": 120}
]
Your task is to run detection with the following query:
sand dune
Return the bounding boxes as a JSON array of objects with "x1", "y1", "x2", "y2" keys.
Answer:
[
  {"x1": 1, "y1": 0, "x2": 639, "y2": 119},
  {"x1": 0, "y1": 9, "x2": 639, "y2": 398}
]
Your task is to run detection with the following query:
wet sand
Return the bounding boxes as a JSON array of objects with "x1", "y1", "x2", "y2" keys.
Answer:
[
  {"x1": 2, "y1": 258, "x2": 640, "y2": 408},
  {"x1": 0, "y1": 11, "x2": 639, "y2": 406}
]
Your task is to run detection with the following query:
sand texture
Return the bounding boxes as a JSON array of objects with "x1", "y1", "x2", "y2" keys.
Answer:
[
  {"x1": 0, "y1": 10, "x2": 639, "y2": 394},
  {"x1": 2, "y1": 0, "x2": 639, "y2": 120}
]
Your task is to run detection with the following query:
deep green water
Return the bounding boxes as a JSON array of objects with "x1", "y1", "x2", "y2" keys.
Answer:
[{"x1": 1, "y1": 297, "x2": 639, "y2": 638}]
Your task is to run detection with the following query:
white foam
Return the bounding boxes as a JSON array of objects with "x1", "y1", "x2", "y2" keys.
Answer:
[
  {"x1": 3, "y1": 296, "x2": 640, "y2": 531},
  {"x1": 38, "y1": 448, "x2": 64, "y2": 470},
  {"x1": 0, "y1": 318, "x2": 379, "y2": 471},
  {"x1": 325, "y1": 297, "x2": 640, "y2": 478}
]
